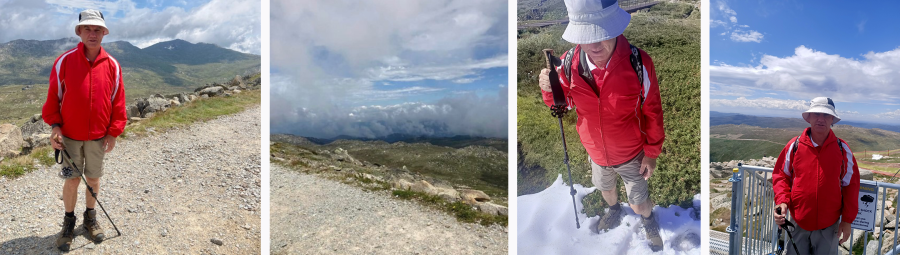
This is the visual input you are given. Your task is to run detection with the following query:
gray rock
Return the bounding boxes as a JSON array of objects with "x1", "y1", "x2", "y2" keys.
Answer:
[
  {"x1": 459, "y1": 189, "x2": 491, "y2": 204},
  {"x1": 0, "y1": 124, "x2": 23, "y2": 158},
  {"x1": 199, "y1": 86, "x2": 225, "y2": 97},
  {"x1": 143, "y1": 97, "x2": 171, "y2": 116},
  {"x1": 126, "y1": 103, "x2": 141, "y2": 118},
  {"x1": 476, "y1": 202, "x2": 508, "y2": 216},
  {"x1": 860, "y1": 169, "x2": 874, "y2": 181},
  {"x1": 211, "y1": 238, "x2": 223, "y2": 245}
]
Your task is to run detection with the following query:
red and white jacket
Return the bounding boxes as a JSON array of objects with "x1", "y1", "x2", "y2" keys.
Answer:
[
  {"x1": 541, "y1": 35, "x2": 665, "y2": 166},
  {"x1": 42, "y1": 42, "x2": 127, "y2": 141},
  {"x1": 773, "y1": 128, "x2": 860, "y2": 231}
]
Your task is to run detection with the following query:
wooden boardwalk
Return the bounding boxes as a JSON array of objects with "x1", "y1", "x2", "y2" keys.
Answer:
[{"x1": 517, "y1": 1, "x2": 660, "y2": 30}]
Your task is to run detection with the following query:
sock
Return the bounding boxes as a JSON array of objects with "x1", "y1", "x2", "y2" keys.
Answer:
[
  {"x1": 65, "y1": 211, "x2": 75, "y2": 218},
  {"x1": 609, "y1": 203, "x2": 621, "y2": 209},
  {"x1": 85, "y1": 208, "x2": 95, "y2": 213}
]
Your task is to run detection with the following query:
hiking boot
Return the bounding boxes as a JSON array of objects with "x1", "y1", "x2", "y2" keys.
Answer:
[
  {"x1": 83, "y1": 210, "x2": 105, "y2": 242},
  {"x1": 596, "y1": 203, "x2": 624, "y2": 232},
  {"x1": 56, "y1": 215, "x2": 77, "y2": 251},
  {"x1": 642, "y1": 212, "x2": 663, "y2": 252}
]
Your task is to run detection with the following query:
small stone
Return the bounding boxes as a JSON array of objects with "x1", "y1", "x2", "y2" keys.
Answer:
[
  {"x1": 144, "y1": 189, "x2": 150, "y2": 193},
  {"x1": 241, "y1": 225, "x2": 251, "y2": 230},
  {"x1": 161, "y1": 229, "x2": 168, "y2": 237},
  {"x1": 211, "y1": 238, "x2": 224, "y2": 246},
  {"x1": 85, "y1": 243, "x2": 95, "y2": 249}
]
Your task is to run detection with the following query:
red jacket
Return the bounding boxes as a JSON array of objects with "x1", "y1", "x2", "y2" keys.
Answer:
[
  {"x1": 773, "y1": 128, "x2": 860, "y2": 231},
  {"x1": 42, "y1": 43, "x2": 127, "y2": 141},
  {"x1": 542, "y1": 35, "x2": 665, "y2": 166}
]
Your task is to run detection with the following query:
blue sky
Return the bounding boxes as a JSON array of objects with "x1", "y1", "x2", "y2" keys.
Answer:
[
  {"x1": 0, "y1": 0, "x2": 260, "y2": 54},
  {"x1": 710, "y1": 0, "x2": 900, "y2": 124},
  {"x1": 270, "y1": 0, "x2": 508, "y2": 139}
]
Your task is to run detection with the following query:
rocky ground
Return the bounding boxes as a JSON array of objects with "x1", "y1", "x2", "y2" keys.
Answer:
[
  {"x1": 270, "y1": 165, "x2": 507, "y2": 255},
  {"x1": 0, "y1": 106, "x2": 261, "y2": 254}
]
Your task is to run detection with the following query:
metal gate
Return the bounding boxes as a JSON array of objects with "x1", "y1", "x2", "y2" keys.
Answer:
[{"x1": 722, "y1": 163, "x2": 900, "y2": 255}]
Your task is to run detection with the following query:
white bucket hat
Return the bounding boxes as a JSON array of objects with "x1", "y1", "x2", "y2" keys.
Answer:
[
  {"x1": 561, "y1": 0, "x2": 631, "y2": 44},
  {"x1": 802, "y1": 97, "x2": 841, "y2": 124},
  {"x1": 75, "y1": 9, "x2": 108, "y2": 35}
]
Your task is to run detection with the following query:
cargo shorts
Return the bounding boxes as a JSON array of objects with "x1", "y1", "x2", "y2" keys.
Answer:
[
  {"x1": 590, "y1": 151, "x2": 649, "y2": 205},
  {"x1": 61, "y1": 136, "x2": 106, "y2": 179}
]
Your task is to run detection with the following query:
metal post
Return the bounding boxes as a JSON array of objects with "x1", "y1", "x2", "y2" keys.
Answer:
[{"x1": 728, "y1": 164, "x2": 744, "y2": 255}]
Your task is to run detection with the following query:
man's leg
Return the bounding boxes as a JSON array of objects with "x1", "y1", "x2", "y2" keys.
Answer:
[
  {"x1": 84, "y1": 177, "x2": 99, "y2": 208},
  {"x1": 614, "y1": 151, "x2": 662, "y2": 251},
  {"x1": 786, "y1": 218, "x2": 814, "y2": 255},
  {"x1": 63, "y1": 178, "x2": 80, "y2": 213},
  {"x1": 810, "y1": 219, "x2": 841, "y2": 255},
  {"x1": 82, "y1": 137, "x2": 106, "y2": 241},
  {"x1": 592, "y1": 157, "x2": 625, "y2": 231}
]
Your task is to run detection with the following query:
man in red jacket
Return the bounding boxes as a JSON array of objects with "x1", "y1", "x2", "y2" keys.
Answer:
[
  {"x1": 537, "y1": 0, "x2": 665, "y2": 250},
  {"x1": 772, "y1": 97, "x2": 860, "y2": 255},
  {"x1": 42, "y1": 9, "x2": 127, "y2": 251}
]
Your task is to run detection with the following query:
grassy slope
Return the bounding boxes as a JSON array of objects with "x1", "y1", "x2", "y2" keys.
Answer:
[
  {"x1": 709, "y1": 138, "x2": 783, "y2": 162},
  {"x1": 517, "y1": 2, "x2": 701, "y2": 214}
]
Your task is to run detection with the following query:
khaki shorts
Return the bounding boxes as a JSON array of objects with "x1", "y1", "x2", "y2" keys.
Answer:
[
  {"x1": 61, "y1": 136, "x2": 106, "y2": 179},
  {"x1": 590, "y1": 151, "x2": 649, "y2": 205}
]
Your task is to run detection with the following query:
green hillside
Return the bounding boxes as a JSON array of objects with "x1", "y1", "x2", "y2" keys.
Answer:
[
  {"x1": 517, "y1": 1, "x2": 701, "y2": 214},
  {"x1": 710, "y1": 124, "x2": 900, "y2": 162}
]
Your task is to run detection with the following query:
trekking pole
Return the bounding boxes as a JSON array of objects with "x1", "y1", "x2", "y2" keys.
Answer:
[
  {"x1": 775, "y1": 207, "x2": 799, "y2": 254},
  {"x1": 543, "y1": 49, "x2": 580, "y2": 229},
  {"x1": 56, "y1": 149, "x2": 122, "y2": 236}
]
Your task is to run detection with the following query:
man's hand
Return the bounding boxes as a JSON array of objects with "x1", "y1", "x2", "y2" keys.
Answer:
[
  {"x1": 839, "y1": 222, "x2": 852, "y2": 243},
  {"x1": 538, "y1": 68, "x2": 552, "y2": 92},
  {"x1": 640, "y1": 156, "x2": 657, "y2": 180},
  {"x1": 774, "y1": 203, "x2": 788, "y2": 226},
  {"x1": 50, "y1": 127, "x2": 65, "y2": 150},
  {"x1": 102, "y1": 135, "x2": 116, "y2": 153}
]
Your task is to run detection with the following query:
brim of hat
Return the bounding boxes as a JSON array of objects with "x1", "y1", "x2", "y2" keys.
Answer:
[
  {"x1": 802, "y1": 106, "x2": 841, "y2": 124},
  {"x1": 561, "y1": 8, "x2": 631, "y2": 44},
  {"x1": 76, "y1": 20, "x2": 109, "y2": 33}
]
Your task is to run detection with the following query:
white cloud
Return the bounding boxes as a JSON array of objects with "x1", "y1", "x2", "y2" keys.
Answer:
[
  {"x1": 710, "y1": 19, "x2": 727, "y2": 28},
  {"x1": 876, "y1": 109, "x2": 900, "y2": 119},
  {"x1": 730, "y1": 30, "x2": 763, "y2": 43},
  {"x1": 0, "y1": 0, "x2": 260, "y2": 54},
  {"x1": 710, "y1": 45, "x2": 900, "y2": 103},
  {"x1": 729, "y1": 16, "x2": 737, "y2": 23},
  {"x1": 270, "y1": 0, "x2": 508, "y2": 138},
  {"x1": 711, "y1": 97, "x2": 809, "y2": 111},
  {"x1": 710, "y1": 83, "x2": 754, "y2": 97},
  {"x1": 857, "y1": 20, "x2": 866, "y2": 33},
  {"x1": 717, "y1": 0, "x2": 737, "y2": 16}
]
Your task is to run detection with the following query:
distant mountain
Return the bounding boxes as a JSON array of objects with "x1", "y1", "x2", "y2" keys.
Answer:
[
  {"x1": 710, "y1": 111, "x2": 900, "y2": 133},
  {"x1": 275, "y1": 133, "x2": 508, "y2": 151},
  {"x1": 0, "y1": 38, "x2": 259, "y2": 92}
]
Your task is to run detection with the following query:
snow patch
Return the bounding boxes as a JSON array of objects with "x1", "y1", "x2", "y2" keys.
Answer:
[
  {"x1": 518, "y1": 174, "x2": 701, "y2": 255},
  {"x1": 873, "y1": 154, "x2": 884, "y2": 160}
]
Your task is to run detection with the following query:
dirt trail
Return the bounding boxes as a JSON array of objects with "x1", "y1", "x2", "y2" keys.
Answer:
[
  {"x1": 270, "y1": 165, "x2": 508, "y2": 255},
  {"x1": 0, "y1": 106, "x2": 261, "y2": 254}
]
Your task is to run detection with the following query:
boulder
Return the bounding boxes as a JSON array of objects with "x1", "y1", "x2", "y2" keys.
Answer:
[
  {"x1": 860, "y1": 169, "x2": 874, "y2": 181},
  {"x1": 143, "y1": 96, "x2": 170, "y2": 116},
  {"x1": 230, "y1": 75, "x2": 245, "y2": 89},
  {"x1": 169, "y1": 99, "x2": 181, "y2": 107},
  {"x1": 0, "y1": 124, "x2": 23, "y2": 157},
  {"x1": 458, "y1": 189, "x2": 491, "y2": 204},
  {"x1": 20, "y1": 113, "x2": 51, "y2": 138},
  {"x1": 126, "y1": 103, "x2": 141, "y2": 118},
  {"x1": 476, "y1": 202, "x2": 508, "y2": 216},
  {"x1": 331, "y1": 148, "x2": 363, "y2": 166},
  {"x1": 392, "y1": 179, "x2": 413, "y2": 190},
  {"x1": 233, "y1": 89, "x2": 242, "y2": 94},
  {"x1": 189, "y1": 94, "x2": 198, "y2": 101},
  {"x1": 22, "y1": 133, "x2": 50, "y2": 151},
  {"x1": 199, "y1": 86, "x2": 225, "y2": 97}
]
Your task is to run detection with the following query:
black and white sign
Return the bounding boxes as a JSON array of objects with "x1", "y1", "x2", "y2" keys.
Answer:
[{"x1": 852, "y1": 182, "x2": 878, "y2": 231}]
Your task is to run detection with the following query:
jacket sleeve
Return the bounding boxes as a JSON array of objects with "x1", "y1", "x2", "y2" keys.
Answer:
[
  {"x1": 42, "y1": 56, "x2": 64, "y2": 127},
  {"x1": 772, "y1": 139, "x2": 795, "y2": 206},
  {"x1": 107, "y1": 64, "x2": 127, "y2": 137},
  {"x1": 639, "y1": 50, "x2": 664, "y2": 159},
  {"x1": 841, "y1": 142, "x2": 861, "y2": 224},
  {"x1": 542, "y1": 53, "x2": 573, "y2": 109}
]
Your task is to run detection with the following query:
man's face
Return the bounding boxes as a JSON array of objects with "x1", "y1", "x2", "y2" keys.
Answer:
[
  {"x1": 582, "y1": 37, "x2": 617, "y2": 65},
  {"x1": 807, "y1": 112, "x2": 834, "y2": 133},
  {"x1": 77, "y1": 25, "x2": 106, "y2": 49}
]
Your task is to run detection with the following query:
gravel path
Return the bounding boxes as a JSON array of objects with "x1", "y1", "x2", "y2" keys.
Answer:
[
  {"x1": 0, "y1": 106, "x2": 261, "y2": 254},
  {"x1": 270, "y1": 165, "x2": 508, "y2": 255}
]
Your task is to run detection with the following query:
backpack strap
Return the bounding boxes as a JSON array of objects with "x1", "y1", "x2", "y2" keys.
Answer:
[{"x1": 629, "y1": 44, "x2": 646, "y2": 106}]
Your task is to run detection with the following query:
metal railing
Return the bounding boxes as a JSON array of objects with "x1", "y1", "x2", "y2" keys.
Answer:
[{"x1": 726, "y1": 164, "x2": 900, "y2": 255}]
